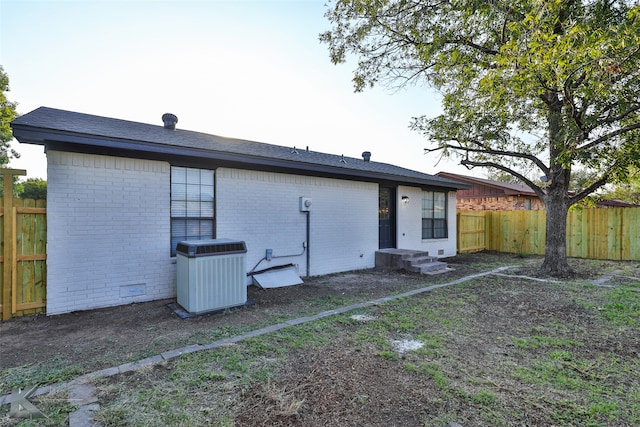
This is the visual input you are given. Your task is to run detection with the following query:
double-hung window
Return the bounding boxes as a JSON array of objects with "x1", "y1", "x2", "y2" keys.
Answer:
[
  {"x1": 422, "y1": 191, "x2": 447, "y2": 239},
  {"x1": 170, "y1": 166, "x2": 214, "y2": 256}
]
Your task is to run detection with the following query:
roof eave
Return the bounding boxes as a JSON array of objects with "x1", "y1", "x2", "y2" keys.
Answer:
[
  {"x1": 503, "y1": 190, "x2": 538, "y2": 197},
  {"x1": 12, "y1": 125, "x2": 467, "y2": 190}
]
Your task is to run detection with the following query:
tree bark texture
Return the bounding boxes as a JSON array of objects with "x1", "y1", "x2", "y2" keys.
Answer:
[
  {"x1": 540, "y1": 190, "x2": 573, "y2": 276},
  {"x1": 540, "y1": 93, "x2": 574, "y2": 276}
]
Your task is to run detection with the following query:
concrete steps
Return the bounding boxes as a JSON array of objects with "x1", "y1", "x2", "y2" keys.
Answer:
[{"x1": 375, "y1": 249, "x2": 451, "y2": 275}]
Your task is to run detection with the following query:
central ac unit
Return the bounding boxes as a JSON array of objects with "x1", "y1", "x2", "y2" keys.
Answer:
[{"x1": 176, "y1": 239, "x2": 247, "y2": 314}]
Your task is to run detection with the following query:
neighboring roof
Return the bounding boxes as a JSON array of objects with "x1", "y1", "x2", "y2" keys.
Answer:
[
  {"x1": 436, "y1": 171, "x2": 537, "y2": 196},
  {"x1": 12, "y1": 107, "x2": 469, "y2": 190},
  {"x1": 595, "y1": 199, "x2": 639, "y2": 207}
]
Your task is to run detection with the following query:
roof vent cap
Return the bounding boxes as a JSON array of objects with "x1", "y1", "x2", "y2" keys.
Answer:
[
  {"x1": 362, "y1": 151, "x2": 371, "y2": 162},
  {"x1": 162, "y1": 113, "x2": 178, "y2": 130}
]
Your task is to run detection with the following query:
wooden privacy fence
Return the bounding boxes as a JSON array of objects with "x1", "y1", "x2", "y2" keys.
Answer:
[
  {"x1": 0, "y1": 197, "x2": 47, "y2": 319},
  {"x1": 0, "y1": 169, "x2": 47, "y2": 320},
  {"x1": 457, "y1": 208, "x2": 640, "y2": 261}
]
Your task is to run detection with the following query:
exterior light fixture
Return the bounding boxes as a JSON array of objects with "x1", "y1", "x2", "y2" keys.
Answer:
[{"x1": 401, "y1": 196, "x2": 410, "y2": 205}]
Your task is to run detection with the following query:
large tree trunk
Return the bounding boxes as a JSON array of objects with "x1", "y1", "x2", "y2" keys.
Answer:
[
  {"x1": 540, "y1": 190, "x2": 573, "y2": 277},
  {"x1": 540, "y1": 88, "x2": 574, "y2": 277}
]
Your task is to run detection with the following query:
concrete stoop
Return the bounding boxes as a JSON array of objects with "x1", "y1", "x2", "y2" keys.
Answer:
[{"x1": 375, "y1": 249, "x2": 450, "y2": 275}]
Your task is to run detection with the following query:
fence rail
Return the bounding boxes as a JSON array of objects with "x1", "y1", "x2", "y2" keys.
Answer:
[{"x1": 457, "y1": 208, "x2": 640, "y2": 261}]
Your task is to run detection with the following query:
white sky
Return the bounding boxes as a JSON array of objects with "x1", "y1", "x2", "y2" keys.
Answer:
[{"x1": 1, "y1": 0, "x2": 477, "y2": 181}]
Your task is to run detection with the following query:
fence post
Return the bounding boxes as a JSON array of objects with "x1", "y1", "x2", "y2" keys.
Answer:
[
  {"x1": 456, "y1": 212, "x2": 461, "y2": 253},
  {"x1": 2, "y1": 168, "x2": 26, "y2": 320}
]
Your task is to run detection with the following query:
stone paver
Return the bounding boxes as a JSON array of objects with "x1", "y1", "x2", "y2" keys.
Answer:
[{"x1": 68, "y1": 383, "x2": 100, "y2": 427}]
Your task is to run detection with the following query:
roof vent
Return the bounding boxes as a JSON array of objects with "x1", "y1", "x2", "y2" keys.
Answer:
[
  {"x1": 162, "y1": 113, "x2": 178, "y2": 130},
  {"x1": 362, "y1": 151, "x2": 371, "y2": 162}
]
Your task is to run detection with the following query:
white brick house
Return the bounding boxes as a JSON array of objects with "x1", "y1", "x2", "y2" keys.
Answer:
[{"x1": 12, "y1": 107, "x2": 468, "y2": 315}]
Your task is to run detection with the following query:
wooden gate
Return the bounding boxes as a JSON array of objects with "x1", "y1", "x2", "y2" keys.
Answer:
[
  {"x1": 0, "y1": 169, "x2": 47, "y2": 320},
  {"x1": 457, "y1": 211, "x2": 487, "y2": 253}
]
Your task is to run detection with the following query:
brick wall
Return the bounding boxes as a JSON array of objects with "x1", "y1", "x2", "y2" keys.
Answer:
[
  {"x1": 457, "y1": 196, "x2": 544, "y2": 211},
  {"x1": 47, "y1": 151, "x2": 173, "y2": 315},
  {"x1": 396, "y1": 186, "x2": 458, "y2": 257},
  {"x1": 45, "y1": 153, "x2": 448, "y2": 314},
  {"x1": 216, "y1": 168, "x2": 378, "y2": 277}
]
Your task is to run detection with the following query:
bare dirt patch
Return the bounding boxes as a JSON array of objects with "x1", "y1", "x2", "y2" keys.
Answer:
[
  {"x1": 236, "y1": 338, "x2": 440, "y2": 427},
  {"x1": 0, "y1": 256, "x2": 486, "y2": 375}
]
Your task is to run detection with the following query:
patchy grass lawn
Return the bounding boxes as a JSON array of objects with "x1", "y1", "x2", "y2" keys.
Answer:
[{"x1": 1, "y1": 253, "x2": 639, "y2": 426}]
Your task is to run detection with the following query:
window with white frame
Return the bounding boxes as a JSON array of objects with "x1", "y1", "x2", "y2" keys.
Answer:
[
  {"x1": 170, "y1": 166, "x2": 214, "y2": 256},
  {"x1": 422, "y1": 191, "x2": 448, "y2": 239}
]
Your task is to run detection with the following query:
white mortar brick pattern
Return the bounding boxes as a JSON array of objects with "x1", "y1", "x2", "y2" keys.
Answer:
[
  {"x1": 395, "y1": 186, "x2": 458, "y2": 257},
  {"x1": 47, "y1": 151, "x2": 173, "y2": 315},
  {"x1": 45, "y1": 153, "x2": 457, "y2": 315},
  {"x1": 216, "y1": 168, "x2": 379, "y2": 277}
]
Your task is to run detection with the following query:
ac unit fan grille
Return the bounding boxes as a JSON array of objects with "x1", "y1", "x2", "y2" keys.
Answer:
[{"x1": 176, "y1": 240, "x2": 247, "y2": 258}]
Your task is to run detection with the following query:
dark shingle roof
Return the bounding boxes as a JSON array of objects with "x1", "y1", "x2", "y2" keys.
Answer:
[
  {"x1": 12, "y1": 107, "x2": 469, "y2": 190},
  {"x1": 436, "y1": 172, "x2": 535, "y2": 196}
]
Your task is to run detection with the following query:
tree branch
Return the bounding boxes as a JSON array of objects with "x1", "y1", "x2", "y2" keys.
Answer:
[
  {"x1": 569, "y1": 173, "x2": 610, "y2": 204},
  {"x1": 460, "y1": 159, "x2": 546, "y2": 198},
  {"x1": 600, "y1": 103, "x2": 640, "y2": 126},
  {"x1": 426, "y1": 141, "x2": 549, "y2": 174},
  {"x1": 578, "y1": 122, "x2": 640, "y2": 151},
  {"x1": 450, "y1": 38, "x2": 499, "y2": 56}
]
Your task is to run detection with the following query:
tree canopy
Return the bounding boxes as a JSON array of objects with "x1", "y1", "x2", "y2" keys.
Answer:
[
  {"x1": 602, "y1": 166, "x2": 640, "y2": 203},
  {"x1": 0, "y1": 65, "x2": 19, "y2": 167},
  {"x1": 322, "y1": 0, "x2": 640, "y2": 275},
  {"x1": 16, "y1": 178, "x2": 47, "y2": 200}
]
